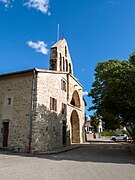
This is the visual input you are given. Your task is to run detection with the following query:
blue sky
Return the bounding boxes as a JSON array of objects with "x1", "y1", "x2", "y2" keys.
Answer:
[{"x1": 0, "y1": 0, "x2": 135, "y2": 115}]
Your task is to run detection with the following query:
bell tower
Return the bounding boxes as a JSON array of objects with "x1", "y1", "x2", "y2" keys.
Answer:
[{"x1": 49, "y1": 39, "x2": 74, "y2": 75}]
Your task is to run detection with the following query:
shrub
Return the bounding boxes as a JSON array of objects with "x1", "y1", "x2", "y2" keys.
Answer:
[{"x1": 101, "y1": 131, "x2": 117, "y2": 137}]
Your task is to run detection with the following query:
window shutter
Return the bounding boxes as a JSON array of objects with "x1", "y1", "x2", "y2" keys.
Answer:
[
  {"x1": 64, "y1": 104, "x2": 67, "y2": 115},
  {"x1": 50, "y1": 97, "x2": 52, "y2": 110},
  {"x1": 61, "y1": 79, "x2": 66, "y2": 91},
  {"x1": 55, "y1": 99, "x2": 57, "y2": 111}
]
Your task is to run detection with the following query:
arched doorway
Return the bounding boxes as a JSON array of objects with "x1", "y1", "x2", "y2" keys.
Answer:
[{"x1": 70, "y1": 110, "x2": 80, "y2": 143}]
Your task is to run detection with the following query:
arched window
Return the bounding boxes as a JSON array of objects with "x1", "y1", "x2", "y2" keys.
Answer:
[
  {"x1": 63, "y1": 57, "x2": 65, "y2": 71},
  {"x1": 60, "y1": 53, "x2": 62, "y2": 71},
  {"x1": 65, "y1": 59, "x2": 68, "y2": 72},
  {"x1": 69, "y1": 63, "x2": 72, "y2": 74},
  {"x1": 65, "y1": 46, "x2": 67, "y2": 57},
  {"x1": 70, "y1": 91, "x2": 80, "y2": 108}
]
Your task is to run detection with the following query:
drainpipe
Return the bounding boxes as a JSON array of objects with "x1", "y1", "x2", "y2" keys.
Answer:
[
  {"x1": 28, "y1": 69, "x2": 36, "y2": 153},
  {"x1": 67, "y1": 73, "x2": 69, "y2": 101}
]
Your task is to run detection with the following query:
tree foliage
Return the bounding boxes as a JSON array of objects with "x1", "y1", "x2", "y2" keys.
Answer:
[
  {"x1": 90, "y1": 114, "x2": 99, "y2": 133},
  {"x1": 101, "y1": 112, "x2": 120, "y2": 131},
  {"x1": 89, "y1": 53, "x2": 135, "y2": 139}
]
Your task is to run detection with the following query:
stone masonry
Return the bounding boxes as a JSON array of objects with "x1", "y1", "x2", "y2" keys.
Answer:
[
  {"x1": 0, "y1": 72, "x2": 33, "y2": 152},
  {"x1": 0, "y1": 39, "x2": 85, "y2": 152}
]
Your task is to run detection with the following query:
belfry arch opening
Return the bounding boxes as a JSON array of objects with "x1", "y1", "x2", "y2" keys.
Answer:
[
  {"x1": 70, "y1": 110, "x2": 80, "y2": 143},
  {"x1": 69, "y1": 63, "x2": 72, "y2": 74},
  {"x1": 63, "y1": 57, "x2": 65, "y2": 71},
  {"x1": 59, "y1": 53, "x2": 62, "y2": 71},
  {"x1": 65, "y1": 59, "x2": 68, "y2": 72},
  {"x1": 70, "y1": 91, "x2": 80, "y2": 108}
]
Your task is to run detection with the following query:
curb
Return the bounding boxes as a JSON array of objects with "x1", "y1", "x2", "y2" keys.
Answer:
[
  {"x1": 34, "y1": 145, "x2": 81, "y2": 155},
  {"x1": 0, "y1": 145, "x2": 81, "y2": 156},
  {"x1": 86, "y1": 140, "x2": 113, "y2": 143}
]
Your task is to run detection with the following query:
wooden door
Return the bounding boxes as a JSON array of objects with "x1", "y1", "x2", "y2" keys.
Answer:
[
  {"x1": 62, "y1": 122, "x2": 66, "y2": 146},
  {"x1": 3, "y1": 122, "x2": 9, "y2": 147}
]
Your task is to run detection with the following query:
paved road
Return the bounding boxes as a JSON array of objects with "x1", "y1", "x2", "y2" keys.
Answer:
[{"x1": 0, "y1": 143, "x2": 135, "y2": 180}]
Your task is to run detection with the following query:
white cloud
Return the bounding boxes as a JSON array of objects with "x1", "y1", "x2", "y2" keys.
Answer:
[
  {"x1": 24, "y1": 0, "x2": 51, "y2": 15},
  {"x1": 26, "y1": 40, "x2": 49, "y2": 55},
  {"x1": 0, "y1": 0, "x2": 10, "y2": 3},
  {"x1": 0, "y1": 0, "x2": 12, "y2": 7},
  {"x1": 83, "y1": 91, "x2": 89, "y2": 96}
]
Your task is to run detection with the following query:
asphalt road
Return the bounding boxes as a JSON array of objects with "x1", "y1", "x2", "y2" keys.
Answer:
[{"x1": 0, "y1": 143, "x2": 135, "y2": 180}]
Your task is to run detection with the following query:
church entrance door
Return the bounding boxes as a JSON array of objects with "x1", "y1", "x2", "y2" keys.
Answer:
[
  {"x1": 62, "y1": 121, "x2": 67, "y2": 145},
  {"x1": 70, "y1": 110, "x2": 80, "y2": 143}
]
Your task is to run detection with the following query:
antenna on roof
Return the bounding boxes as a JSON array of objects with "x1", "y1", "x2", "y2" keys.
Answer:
[
  {"x1": 57, "y1": 24, "x2": 59, "y2": 42},
  {"x1": 62, "y1": 32, "x2": 64, "y2": 39}
]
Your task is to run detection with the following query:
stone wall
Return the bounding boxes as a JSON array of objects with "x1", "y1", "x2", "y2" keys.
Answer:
[
  {"x1": 31, "y1": 70, "x2": 85, "y2": 151},
  {"x1": 31, "y1": 71, "x2": 68, "y2": 152},
  {"x1": 0, "y1": 74, "x2": 33, "y2": 152},
  {"x1": 50, "y1": 39, "x2": 74, "y2": 74},
  {"x1": 67, "y1": 74, "x2": 85, "y2": 143},
  {"x1": 0, "y1": 69, "x2": 85, "y2": 152}
]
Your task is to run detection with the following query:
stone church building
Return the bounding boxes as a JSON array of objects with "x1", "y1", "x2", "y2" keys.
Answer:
[{"x1": 0, "y1": 39, "x2": 85, "y2": 152}]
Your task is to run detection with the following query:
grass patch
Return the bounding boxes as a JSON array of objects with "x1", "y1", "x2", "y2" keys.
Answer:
[{"x1": 101, "y1": 131, "x2": 117, "y2": 137}]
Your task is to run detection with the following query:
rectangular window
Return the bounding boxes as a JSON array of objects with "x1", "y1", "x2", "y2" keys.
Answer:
[
  {"x1": 50, "y1": 97, "x2": 57, "y2": 111},
  {"x1": 61, "y1": 79, "x2": 66, "y2": 92},
  {"x1": 62, "y1": 103, "x2": 67, "y2": 115},
  {"x1": 7, "y1": 98, "x2": 11, "y2": 105}
]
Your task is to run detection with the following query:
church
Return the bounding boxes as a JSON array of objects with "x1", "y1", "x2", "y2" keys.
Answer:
[{"x1": 0, "y1": 38, "x2": 86, "y2": 152}]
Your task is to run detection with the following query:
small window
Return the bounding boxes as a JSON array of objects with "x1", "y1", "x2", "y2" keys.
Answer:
[
  {"x1": 61, "y1": 79, "x2": 66, "y2": 92},
  {"x1": 7, "y1": 98, "x2": 11, "y2": 105},
  {"x1": 50, "y1": 97, "x2": 57, "y2": 111},
  {"x1": 62, "y1": 103, "x2": 67, "y2": 115},
  {"x1": 46, "y1": 126, "x2": 48, "y2": 131}
]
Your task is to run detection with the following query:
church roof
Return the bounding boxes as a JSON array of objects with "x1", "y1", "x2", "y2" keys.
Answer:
[
  {"x1": 0, "y1": 68, "x2": 35, "y2": 77},
  {"x1": 51, "y1": 38, "x2": 67, "y2": 48},
  {"x1": 0, "y1": 68, "x2": 83, "y2": 87}
]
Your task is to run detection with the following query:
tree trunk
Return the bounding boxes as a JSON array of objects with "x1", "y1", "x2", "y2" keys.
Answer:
[{"x1": 126, "y1": 123, "x2": 135, "y2": 141}]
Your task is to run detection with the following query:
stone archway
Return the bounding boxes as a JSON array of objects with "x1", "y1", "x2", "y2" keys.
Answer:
[
  {"x1": 70, "y1": 110, "x2": 80, "y2": 143},
  {"x1": 70, "y1": 90, "x2": 80, "y2": 108}
]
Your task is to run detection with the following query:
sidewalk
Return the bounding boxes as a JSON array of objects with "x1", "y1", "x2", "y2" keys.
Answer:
[
  {"x1": 34, "y1": 144, "x2": 81, "y2": 155},
  {"x1": 0, "y1": 144, "x2": 81, "y2": 156},
  {"x1": 86, "y1": 136, "x2": 113, "y2": 143}
]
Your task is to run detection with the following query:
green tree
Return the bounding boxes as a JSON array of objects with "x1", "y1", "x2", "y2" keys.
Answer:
[
  {"x1": 90, "y1": 114, "x2": 99, "y2": 133},
  {"x1": 89, "y1": 56, "x2": 135, "y2": 140},
  {"x1": 101, "y1": 111, "x2": 120, "y2": 131},
  {"x1": 129, "y1": 52, "x2": 135, "y2": 65}
]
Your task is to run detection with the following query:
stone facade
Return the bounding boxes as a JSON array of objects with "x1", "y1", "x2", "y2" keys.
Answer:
[
  {"x1": 0, "y1": 39, "x2": 85, "y2": 152},
  {"x1": 0, "y1": 73, "x2": 33, "y2": 151}
]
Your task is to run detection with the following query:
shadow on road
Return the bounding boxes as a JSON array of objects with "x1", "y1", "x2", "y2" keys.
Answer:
[{"x1": 0, "y1": 143, "x2": 135, "y2": 165}]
